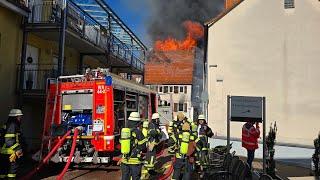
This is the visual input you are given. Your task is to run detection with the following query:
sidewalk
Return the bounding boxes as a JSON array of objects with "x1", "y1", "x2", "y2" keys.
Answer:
[{"x1": 211, "y1": 138, "x2": 314, "y2": 178}]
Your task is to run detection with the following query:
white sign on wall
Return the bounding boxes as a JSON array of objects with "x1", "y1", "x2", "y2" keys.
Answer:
[{"x1": 230, "y1": 96, "x2": 263, "y2": 122}]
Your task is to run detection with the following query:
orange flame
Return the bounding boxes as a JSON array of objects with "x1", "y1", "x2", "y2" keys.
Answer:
[{"x1": 154, "y1": 21, "x2": 204, "y2": 51}]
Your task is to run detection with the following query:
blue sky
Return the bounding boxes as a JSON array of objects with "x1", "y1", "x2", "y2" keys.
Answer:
[{"x1": 105, "y1": 0, "x2": 151, "y2": 47}]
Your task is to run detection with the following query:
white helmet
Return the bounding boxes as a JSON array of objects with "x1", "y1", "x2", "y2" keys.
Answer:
[
  {"x1": 198, "y1": 114, "x2": 206, "y2": 120},
  {"x1": 128, "y1": 112, "x2": 141, "y2": 121},
  {"x1": 152, "y1": 113, "x2": 160, "y2": 120},
  {"x1": 9, "y1": 109, "x2": 23, "y2": 117}
]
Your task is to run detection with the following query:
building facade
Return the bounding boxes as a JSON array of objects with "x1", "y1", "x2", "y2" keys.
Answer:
[
  {"x1": 205, "y1": 0, "x2": 320, "y2": 146},
  {"x1": 145, "y1": 50, "x2": 195, "y2": 119},
  {"x1": 0, "y1": 0, "x2": 147, "y2": 151}
]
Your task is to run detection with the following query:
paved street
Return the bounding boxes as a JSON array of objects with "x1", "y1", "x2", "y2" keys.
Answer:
[{"x1": 32, "y1": 164, "x2": 121, "y2": 180}]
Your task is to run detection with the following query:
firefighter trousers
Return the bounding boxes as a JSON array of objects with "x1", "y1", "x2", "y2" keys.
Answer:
[
  {"x1": 0, "y1": 154, "x2": 18, "y2": 179},
  {"x1": 121, "y1": 163, "x2": 142, "y2": 180},
  {"x1": 145, "y1": 147, "x2": 156, "y2": 169},
  {"x1": 196, "y1": 137, "x2": 209, "y2": 165},
  {"x1": 172, "y1": 158, "x2": 193, "y2": 180}
]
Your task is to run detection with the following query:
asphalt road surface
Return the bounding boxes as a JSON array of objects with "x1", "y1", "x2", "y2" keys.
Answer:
[{"x1": 33, "y1": 164, "x2": 122, "y2": 180}]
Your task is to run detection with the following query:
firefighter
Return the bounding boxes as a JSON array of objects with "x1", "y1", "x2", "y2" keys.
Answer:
[
  {"x1": 195, "y1": 115, "x2": 213, "y2": 167},
  {"x1": 171, "y1": 121, "x2": 192, "y2": 180},
  {"x1": 168, "y1": 113, "x2": 184, "y2": 154},
  {"x1": 120, "y1": 112, "x2": 147, "y2": 180},
  {"x1": 242, "y1": 122, "x2": 260, "y2": 169},
  {"x1": 144, "y1": 113, "x2": 162, "y2": 171},
  {"x1": 0, "y1": 109, "x2": 24, "y2": 179}
]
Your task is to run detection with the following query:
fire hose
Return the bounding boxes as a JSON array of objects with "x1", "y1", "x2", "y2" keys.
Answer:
[
  {"x1": 57, "y1": 128, "x2": 79, "y2": 180},
  {"x1": 23, "y1": 130, "x2": 71, "y2": 179},
  {"x1": 158, "y1": 157, "x2": 175, "y2": 180}
]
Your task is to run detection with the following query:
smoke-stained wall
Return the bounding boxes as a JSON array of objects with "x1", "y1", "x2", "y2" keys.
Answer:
[{"x1": 191, "y1": 47, "x2": 204, "y2": 120}]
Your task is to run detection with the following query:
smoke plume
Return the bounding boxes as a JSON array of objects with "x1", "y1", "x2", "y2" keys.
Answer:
[{"x1": 147, "y1": 0, "x2": 224, "y2": 41}]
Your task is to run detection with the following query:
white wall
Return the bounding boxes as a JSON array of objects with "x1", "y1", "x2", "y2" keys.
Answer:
[
  {"x1": 155, "y1": 85, "x2": 192, "y2": 118},
  {"x1": 207, "y1": 0, "x2": 320, "y2": 146}
]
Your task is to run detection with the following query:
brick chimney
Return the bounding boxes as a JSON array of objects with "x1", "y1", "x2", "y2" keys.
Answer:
[{"x1": 225, "y1": 0, "x2": 242, "y2": 10}]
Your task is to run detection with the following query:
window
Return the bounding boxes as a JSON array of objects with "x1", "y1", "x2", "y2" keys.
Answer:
[
  {"x1": 179, "y1": 103, "x2": 184, "y2": 111},
  {"x1": 174, "y1": 86, "x2": 179, "y2": 93},
  {"x1": 164, "y1": 86, "x2": 168, "y2": 93},
  {"x1": 179, "y1": 86, "x2": 184, "y2": 93},
  {"x1": 184, "y1": 103, "x2": 188, "y2": 112},
  {"x1": 169, "y1": 86, "x2": 173, "y2": 93},
  {"x1": 174, "y1": 103, "x2": 178, "y2": 112},
  {"x1": 184, "y1": 86, "x2": 187, "y2": 94},
  {"x1": 159, "y1": 86, "x2": 163, "y2": 92},
  {"x1": 155, "y1": 86, "x2": 158, "y2": 92},
  {"x1": 284, "y1": 0, "x2": 294, "y2": 9}
]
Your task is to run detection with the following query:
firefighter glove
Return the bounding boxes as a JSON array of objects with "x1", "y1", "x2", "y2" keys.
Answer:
[
  {"x1": 9, "y1": 153, "x2": 17, "y2": 162},
  {"x1": 16, "y1": 150, "x2": 23, "y2": 158}
]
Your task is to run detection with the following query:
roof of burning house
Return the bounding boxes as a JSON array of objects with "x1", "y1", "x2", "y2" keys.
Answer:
[
  {"x1": 205, "y1": 0, "x2": 244, "y2": 27},
  {"x1": 144, "y1": 50, "x2": 195, "y2": 85}
]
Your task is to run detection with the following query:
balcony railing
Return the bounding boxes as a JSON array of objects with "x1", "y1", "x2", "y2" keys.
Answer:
[
  {"x1": 17, "y1": 64, "x2": 78, "y2": 93},
  {"x1": 27, "y1": 2, "x2": 144, "y2": 72}
]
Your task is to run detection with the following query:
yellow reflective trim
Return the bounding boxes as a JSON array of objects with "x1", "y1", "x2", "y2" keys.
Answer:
[
  {"x1": 0, "y1": 175, "x2": 6, "y2": 178},
  {"x1": 1, "y1": 143, "x2": 20, "y2": 154},
  {"x1": 4, "y1": 134, "x2": 15, "y2": 138},
  {"x1": 138, "y1": 138, "x2": 147, "y2": 145},
  {"x1": 7, "y1": 174, "x2": 16, "y2": 178},
  {"x1": 122, "y1": 158, "x2": 141, "y2": 164}
]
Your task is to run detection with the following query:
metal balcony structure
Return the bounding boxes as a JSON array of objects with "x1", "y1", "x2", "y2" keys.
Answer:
[{"x1": 24, "y1": 0, "x2": 146, "y2": 74}]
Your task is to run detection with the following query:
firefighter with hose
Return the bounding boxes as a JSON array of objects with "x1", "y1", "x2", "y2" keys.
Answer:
[
  {"x1": 120, "y1": 112, "x2": 147, "y2": 180},
  {"x1": 0, "y1": 109, "x2": 24, "y2": 179}
]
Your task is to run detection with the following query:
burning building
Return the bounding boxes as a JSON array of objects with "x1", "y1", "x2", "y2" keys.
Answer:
[{"x1": 144, "y1": 21, "x2": 205, "y2": 119}]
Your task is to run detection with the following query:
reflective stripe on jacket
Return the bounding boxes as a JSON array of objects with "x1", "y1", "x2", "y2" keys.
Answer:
[{"x1": 242, "y1": 123, "x2": 260, "y2": 150}]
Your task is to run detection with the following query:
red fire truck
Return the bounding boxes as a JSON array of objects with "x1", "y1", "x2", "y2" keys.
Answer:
[{"x1": 40, "y1": 68, "x2": 157, "y2": 164}]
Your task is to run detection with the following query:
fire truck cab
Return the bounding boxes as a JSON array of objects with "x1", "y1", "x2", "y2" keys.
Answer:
[{"x1": 41, "y1": 68, "x2": 157, "y2": 164}]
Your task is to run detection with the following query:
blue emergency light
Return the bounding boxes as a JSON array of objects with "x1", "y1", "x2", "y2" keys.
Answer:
[{"x1": 105, "y1": 75, "x2": 112, "y2": 86}]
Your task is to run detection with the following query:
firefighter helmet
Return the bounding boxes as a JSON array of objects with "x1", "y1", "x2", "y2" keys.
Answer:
[
  {"x1": 8, "y1": 109, "x2": 23, "y2": 117},
  {"x1": 177, "y1": 112, "x2": 185, "y2": 121},
  {"x1": 152, "y1": 113, "x2": 160, "y2": 120},
  {"x1": 128, "y1": 112, "x2": 141, "y2": 121},
  {"x1": 198, "y1": 114, "x2": 206, "y2": 121}
]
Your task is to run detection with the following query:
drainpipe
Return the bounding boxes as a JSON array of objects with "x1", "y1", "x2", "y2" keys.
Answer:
[
  {"x1": 18, "y1": 17, "x2": 28, "y2": 107},
  {"x1": 58, "y1": 0, "x2": 67, "y2": 76},
  {"x1": 203, "y1": 25, "x2": 209, "y2": 118}
]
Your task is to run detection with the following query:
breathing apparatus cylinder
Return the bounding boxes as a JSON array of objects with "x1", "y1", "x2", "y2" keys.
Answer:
[
  {"x1": 168, "y1": 121, "x2": 173, "y2": 135},
  {"x1": 142, "y1": 121, "x2": 149, "y2": 138},
  {"x1": 120, "y1": 128, "x2": 131, "y2": 155},
  {"x1": 180, "y1": 131, "x2": 190, "y2": 155}
]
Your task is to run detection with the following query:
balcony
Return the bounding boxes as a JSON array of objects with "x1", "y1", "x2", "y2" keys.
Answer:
[
  {"x1": 25, "y1": 1, "x2": 145, "y2": 73},
  {"x1": 17, "y1": 64, "x2": 78, "y2": 97}
]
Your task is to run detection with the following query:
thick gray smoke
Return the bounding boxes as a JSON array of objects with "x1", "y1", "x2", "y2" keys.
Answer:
[{"x1": 147, "y1": 0, "x2": 224, "y2": 41}]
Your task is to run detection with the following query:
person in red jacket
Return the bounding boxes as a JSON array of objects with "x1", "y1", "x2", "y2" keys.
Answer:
[{"x1": 242, "y1": 122, "x2": 260, "y2": 169}]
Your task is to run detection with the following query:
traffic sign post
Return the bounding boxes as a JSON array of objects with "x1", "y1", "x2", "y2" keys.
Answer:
[{"x1": 227, "y1": 95, "x2": 266, "y2": 173}]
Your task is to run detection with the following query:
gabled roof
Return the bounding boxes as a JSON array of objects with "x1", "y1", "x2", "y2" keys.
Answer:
[
  {"x1": 144, "y1": 50, "x2": 195, "y2": 85},
  {"x1": 205, "y1": 0, "x2": 244, "y2": 27}
]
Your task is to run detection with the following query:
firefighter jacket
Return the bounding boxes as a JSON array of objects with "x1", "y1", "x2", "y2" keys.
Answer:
[
  {"x1": 148, "y1": 120, "x2": 161, "y2": 144},
  {"x1": 121, "y1": 128, "x2": 147, "y2": 165},
  {"x1": 1, "y1": 119, "x2": 22, "y2": 155},
  {"x1": 242, "y1": 123, "x2": 260, "y2": 150},
  {"x1": 197, "y1": 124, "x2": 213, "y2": 138}
]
